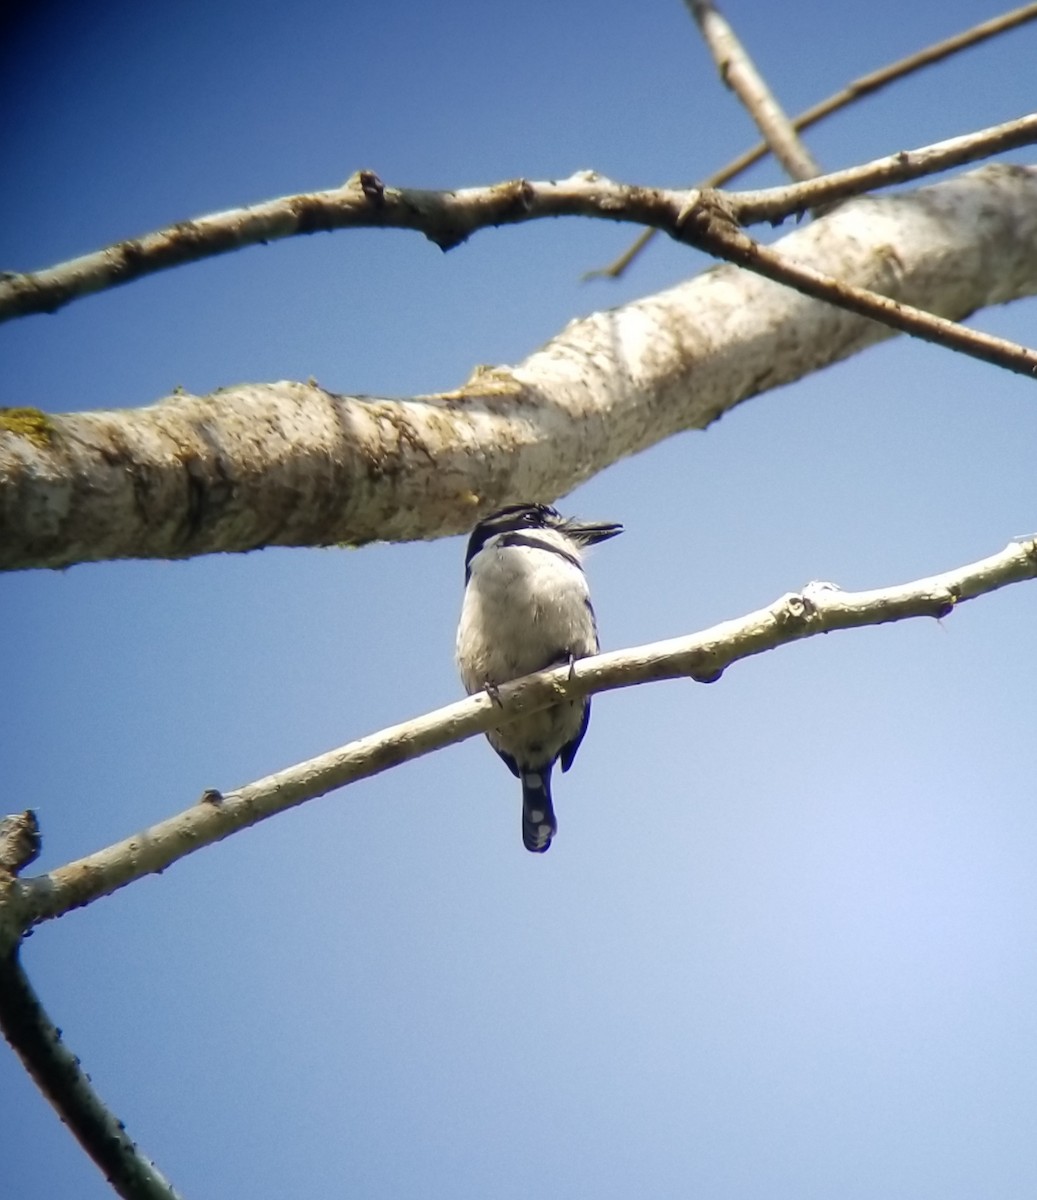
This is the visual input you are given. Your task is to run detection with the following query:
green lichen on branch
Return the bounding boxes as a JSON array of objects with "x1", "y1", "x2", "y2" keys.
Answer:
[{"x1": 0, "y1": 407, "x2": 55, "y2": 448}]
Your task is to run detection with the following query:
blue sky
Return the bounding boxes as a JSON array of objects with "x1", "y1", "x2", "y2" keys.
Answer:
[{"x1": 3, "y1": 2, "x2": 1037, "y2": 1197}]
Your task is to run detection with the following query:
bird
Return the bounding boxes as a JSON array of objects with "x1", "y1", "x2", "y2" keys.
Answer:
[{"x1": 456, "y1": 502, "x2": 622, "y2": 852}]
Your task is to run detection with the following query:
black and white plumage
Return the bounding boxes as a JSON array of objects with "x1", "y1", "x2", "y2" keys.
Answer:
[{"x1": 456, "y1": 502, "x2": 622, "y2": 852}]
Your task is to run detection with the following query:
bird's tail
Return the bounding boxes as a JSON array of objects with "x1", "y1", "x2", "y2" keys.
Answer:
[{"x1": 521, "y1": 770, "x2": 557, "y2": 853}]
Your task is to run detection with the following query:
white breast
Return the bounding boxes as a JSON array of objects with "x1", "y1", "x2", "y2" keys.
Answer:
[{"x1": 456, "y1": 536, "x2": 599, "y2": 693}]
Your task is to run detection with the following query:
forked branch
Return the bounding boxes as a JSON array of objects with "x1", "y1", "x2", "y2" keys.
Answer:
[
  {"x1": 592, "y1": 2, "x2": 1037, "y2": 278},
  {"x1": 2, "y1": 114, "x2": 1035, "y2": 323}
]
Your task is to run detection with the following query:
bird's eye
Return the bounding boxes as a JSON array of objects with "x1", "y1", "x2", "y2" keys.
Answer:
[{"x1": 523, "y1": 511, "x2": 536, "y2": 524}]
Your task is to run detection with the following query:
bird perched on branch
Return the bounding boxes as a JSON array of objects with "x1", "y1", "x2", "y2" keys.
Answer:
[{"x1": 456, "y1": 502, "x2": 622, "y2": 852}]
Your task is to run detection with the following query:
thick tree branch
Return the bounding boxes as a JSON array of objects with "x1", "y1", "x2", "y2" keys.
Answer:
[
  {"x1": 686, "y1": 0, "x2": 823, "y2": 182},
  {"x1": 2, "y1": 164, "x2": 1036, "y2": 571},
  {"x1": 0, "y1": 951, "x2": 183, "y2": 1200},
  {"x1": 4, "y1": 535, "x2": 1034, "y2": 929},
  {"x1": 2, "y1": 115, "x2": 1035, "y2": 325}
]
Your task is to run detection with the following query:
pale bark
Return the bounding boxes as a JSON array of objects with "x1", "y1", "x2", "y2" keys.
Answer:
[
  {"x1": 2, "y1": 163, "x2": 1036, "y2": 571},
  {"x1": 2, "y1": 115, "x2": 1035, "y2": 328},
  {"x1": 4, "y1": 534, "x2": 1034, "y2": 929},
  {"x1": 598, "y1": 4, "x2": 1037, "y2": 278},
  {"x1": 686, "y1": 0, "x2": 824, "y2": 182}
]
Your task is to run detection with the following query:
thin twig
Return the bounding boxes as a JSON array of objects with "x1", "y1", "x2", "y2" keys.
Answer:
[
  {"x1": 7, "y1": 535, "x2": 1036, "y2": 928},
  {"x1": 2, "y1": 112, "x2": 1036, "y2": 323},
  {"x1": 676, "y1": 190, "x2": 1037, "y2": 378},
  {"x1": 732, "y1": 116, "x2": 1037, "y2": 223},
  {"x1": 685, "y1": 0, "x2": 823, "y2": 182},
  {"x1": 802, "y1": 3, "x2": 1037, "y2": 122},
  {"x1": 590, "y1": 2, "x2": 1037, "y2": 278},
  {"x1": 0, "y1": 950, "x2": 184, "y2": 1200}
]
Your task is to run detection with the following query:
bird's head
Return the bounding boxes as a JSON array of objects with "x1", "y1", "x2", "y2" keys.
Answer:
[{"x1": 464, "y1": 502, "x2": 623, "y2": 576}]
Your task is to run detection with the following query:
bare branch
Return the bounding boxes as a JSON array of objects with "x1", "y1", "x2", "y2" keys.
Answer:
[
  {"x1": 3, "y1": 539, "x2": 1035, "y2": 1189},
  {"x1": 3, "y1": 164, "x2": 1036, "y2": 571},
  {"x1": 733, "y1": 116, "x2": 1037, "y2": 222},
  {"x1": 582, "y1": 225, "x2": 657, "y2": 281},
  {"x1": 801, "y1": 3, "x2": 1037, "y2": 124},
  {"x1": 591, "y1": 2, "x2": 1037, "y2": 278},
  {"x1": 677, "y1": 190, "x2": 1037, "y2": 377},
  {"x1": 0, "y1": 950, "x2": 184, "y2": 1200},
  {"x1": 685, "y1": 0, "x2": 823, "y2": 181},
  {"x1": 6, "y1": 535, "x2": 1035, "y2": 927},
  {"x1": 0, "y1": 820, "x2": 177, "y2": 1197},
  {"x1": 3, "y1": 114, "x2": 1036, "y2": 324}
]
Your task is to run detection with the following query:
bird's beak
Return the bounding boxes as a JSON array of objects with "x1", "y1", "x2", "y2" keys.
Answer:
[{"x1": 563, "y1": 518, "x2": 624, "y2": 547}]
